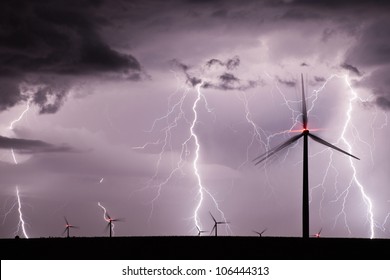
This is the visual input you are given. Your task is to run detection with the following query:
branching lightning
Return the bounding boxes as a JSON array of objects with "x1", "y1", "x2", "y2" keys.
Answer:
[
  {"x1": 1, "y1": 102, "x2": 31, "y2": 237},
  {"x1": 303, "y1": 74, "x2": 376, "y2": 237},
  {"x1": 133, "y1": 72, "x2": 230, "y2": 234}
]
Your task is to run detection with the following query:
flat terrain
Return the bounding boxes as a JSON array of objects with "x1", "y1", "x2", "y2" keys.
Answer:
[{"x1": 1, "y1": 236, "x2": 389, "y2": 259}]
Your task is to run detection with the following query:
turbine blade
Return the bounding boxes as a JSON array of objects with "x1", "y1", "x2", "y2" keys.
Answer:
[
  {"x1": 254, "y1": 133, "x2": 303, "y2": 165},
  {"x1": 301, "y1": 73, "x2": 308, "y2": 129},
  {"x1": 64, "y1": 216, "x2": 69, "y2": 225},
  {"x1": 319, "y1": 228, "x2": 322, "y2": 234},
  {"x1": 106, "y1": 212, "x2": 111, "y2": 220},
  {"x1": 252, "y1": 230, "x2": 261, "y2": 235},
  {"x1": 309, "y1": 133, "x2": 360, "y2": 160},
  {"x1": 62, "y1": 228, "x2": 67, "y2": 235},
  {"x1": 261, "y1": 228, "x2": 267, "y2": 234},
  {"x1": 209, "y1": 212, "x2": 216, "y2": 223}
]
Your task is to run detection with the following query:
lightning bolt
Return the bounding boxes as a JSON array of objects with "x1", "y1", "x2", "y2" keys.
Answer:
[
  {"x1": 97, "y1": 202, "x2": 115, "y2": 234},
  {"x1": 133, "y1": 72, "x2": 230, "y2": 234},
  {"x1": 8, "y1": 102, "x2": 30, "y2": 165},
  {"x1": 332, "y1": 75, "x2": 375, "y2": 238},
  {"x1": 8, "y1": 102, "x2": 30, "y2": 130},
  {"x1": 15, "y1": 186, "x2": 29, "y2": 238},
  {"x1": 1, "y1": 102, "x2": 31, "y2": 237},
  {"x1": 191, "y1": 83, "x2": 229, "y2": 232}
]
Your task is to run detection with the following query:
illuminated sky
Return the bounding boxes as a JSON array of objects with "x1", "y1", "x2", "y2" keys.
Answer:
[{"x1": 1, "y1": 0, "x2": 390, "y2": 239}]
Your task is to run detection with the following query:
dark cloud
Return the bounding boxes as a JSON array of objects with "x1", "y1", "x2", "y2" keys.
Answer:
[
  {"x1": 0, "y1": 78, "x2": 27, "y2": 111},
  {"x1": 205, "y1": 59, "x2": 224, "y2": 68},
  {"x1": 281, "y1": 8, "x2": 321, "y2": 20},
  {"x1": 205, "y1": 56, "x2": 240, "y2": 70},
  {"x1": 172, "y1": 56, "x2": 260, "y2": 91},
  {"x1": 356, "y1": 66, "x2": 390, "y2": 110},
  {"x1": 211, "y1": 9, "x2": 228, "y2": 18},
  {"x1": 345, "y1": 19, "x2": 390, "y2": 110},
  {"x1": 287, "y1": 0, "x2": 390, "y2": 8},
  {"x1": 314, "y1": 76, "x2": 326, "y2": 82},
  {"x1": 340, "y1": 63, "x2": 361, "y2": 76},
  {"x1": 219, "y1": 73, "x2": 239, "y2": 84},
  {"x1": 376, "y1": 96, "x2": 390, "y2": 110},
  {"x1": 0, "y1": 135, "x2": 73, "y2": 153},
  {"x1": 345, "y1": 19, "x2": 390, "y2": 67},
  {"x1": 277, "y1": 76, "x2": 296, "y2": 87},
  {"x1": 169, "y1": 59, "x2": 202, "y2": 86},
  {"x1": 0, "y1": 0, "x2": 142, "y2": 113}
]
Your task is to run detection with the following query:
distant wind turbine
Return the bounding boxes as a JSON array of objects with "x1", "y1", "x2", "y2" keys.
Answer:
[
  {"x1": 196, "y1": 226, "x2": 208, "y2": 236},
  {"x1": 312, "y1": 228, "x2": 323, "y2": 238},
  {"x1": 253, "y1": 228, "x2": 267, "y2": 237},
  {"x1": 209, "y1": 212, "x2": 230, "y2": 237},
  {"x1": 63, "y1": 217, "x2": 78, "y2": 238},
  {"x1": 104, "y1": 212, "x2": 123, "y2": 238},
  {"x1": 254, "y1": 74, "x2": 360, "y2": 239}
]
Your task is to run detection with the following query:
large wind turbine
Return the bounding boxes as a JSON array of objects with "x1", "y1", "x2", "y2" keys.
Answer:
[
  {"x1": 254, "y1": 74, "x2": 360, "y2": 239},
  {"x1": 63, "y1": 217, "x2": 78, "y2": 238}
]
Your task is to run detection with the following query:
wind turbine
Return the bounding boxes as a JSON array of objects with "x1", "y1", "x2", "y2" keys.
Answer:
[
  {"x1": 254, "y1": 74, "x2": 360, "y2": 239},
  {"x1": 253, "y1": 228, "x2": 267, "y2": 237},
  {"x1": 209, "y1": 212, "x2": 230, "y2": 237},
  {"x1": 312, "y1": 228, "x2": 323, "y2": 238},
  {"x1": 63, "y1": 217, "x2": 78, "y2": 238},
  {"x1": 196, "y1": 226, "x2": 208, "y2": 236},
  {"x1": 104, "y1": 212, "x2": 123, "y2": 238}
]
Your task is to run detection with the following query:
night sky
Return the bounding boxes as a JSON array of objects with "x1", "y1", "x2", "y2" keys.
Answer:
[{"x1": 1, "y1": 0, "x2": 390, "y2": 239}]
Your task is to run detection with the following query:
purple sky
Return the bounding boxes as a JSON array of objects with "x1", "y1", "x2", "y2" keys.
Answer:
[{"x1": 1, "y1": 0, "x2": 390, "y2": 239}]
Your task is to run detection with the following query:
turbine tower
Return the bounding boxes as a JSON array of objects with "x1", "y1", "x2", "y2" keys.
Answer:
[
  {"x1": 209, "y1": 212, "x2": 229, "y2": 237},
  {"x1": 63, "y1": 217, "x2": 78, "y2": 238},
  {"x1": 254, "y1": 74, "x2": 359, "y2": 239}
]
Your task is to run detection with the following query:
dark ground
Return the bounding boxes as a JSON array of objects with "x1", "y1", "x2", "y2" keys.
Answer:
[{"x1": 1, "y1": 236, "x2": 389, "y2": 260}]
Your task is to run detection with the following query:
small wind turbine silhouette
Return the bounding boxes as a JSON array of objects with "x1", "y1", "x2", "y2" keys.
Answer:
[
  {"x1": 254, "y1": 74, "x2": 360, "y2": 239},
  {"x1": 312, "y1": 228, "x2": 323, "y2": 238},
  {"x1": 63, "y1": 217, "x2": 78, "y2": 238},
  {"x1": 253, "y1": 228, "x2": 267, "y2": 237},
  {"x1": 209, "y1": 212, "x2": 229, "y2": 237},
  {"x1": 196, "y1": 226, "x2": 208, "y2": 236},
  {"x1": 104, "y1": 212, "x2": 122, "y2": 238}
]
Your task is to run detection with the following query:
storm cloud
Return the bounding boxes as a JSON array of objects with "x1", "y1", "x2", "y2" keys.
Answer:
[
  {"x1": 0, "y1": 135, "x2": 72, "y2": 153},
  {"x1": 0, "y1": 0, "x2": 143, "y2": 113}
]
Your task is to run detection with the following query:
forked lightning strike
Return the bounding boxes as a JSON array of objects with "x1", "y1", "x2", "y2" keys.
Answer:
[
  {"x1": 1, "y1": 102, "x2": 31, "y2": 237},
  {"x1": 133, "y1": 73, "x2": 229, "y2": 234}
]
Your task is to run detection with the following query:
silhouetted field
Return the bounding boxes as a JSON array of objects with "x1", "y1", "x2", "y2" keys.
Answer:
[{"x1": 1, "y1": 236, "x2": 389, "y2": 259}]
